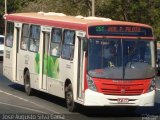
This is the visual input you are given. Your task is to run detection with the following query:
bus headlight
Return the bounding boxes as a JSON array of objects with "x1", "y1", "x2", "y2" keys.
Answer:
[
  {"x1": 148, "y1": 79, "x2": 156, "y2": 92},
  {"x1": 87, "y1": 75, "x2": 97, "y2": 92}
]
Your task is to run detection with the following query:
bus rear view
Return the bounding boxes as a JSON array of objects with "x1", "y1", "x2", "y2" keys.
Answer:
[{"x1": 84, "y1": 25, "x2": 156, "y2": 107}]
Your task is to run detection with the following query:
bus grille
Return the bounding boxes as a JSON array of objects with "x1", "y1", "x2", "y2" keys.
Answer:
[
  {"x1": 94, "y1": 79, "x2": 150, "y2": 96},
  {"x1": 101, "y1": 87, "x2": 143, "y2": 95}
]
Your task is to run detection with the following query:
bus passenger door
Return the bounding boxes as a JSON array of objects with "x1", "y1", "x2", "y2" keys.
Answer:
[
  {"x1": 41, "y1": 31, "x2": 50, "y2": 90},
  {"x1": 3, "y1": 22, "x2": 21, "y2": 82},
  {"x1": 15, "y1": 25, "x2": 21, "y2": 82},
  {"x1": 76, "y1": 31, "x2": 86, "y2": 99}
]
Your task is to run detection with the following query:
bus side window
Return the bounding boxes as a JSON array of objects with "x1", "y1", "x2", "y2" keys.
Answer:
[
  {"x1": 21, "y1": 24, "x2": 29, "y2": 50},
  {"x1": 29, "y1": 25, "x2": 40, "y2": 52},
  {"x1": 50, "y1": 28, "x2": 62, "y2": 57},
  {"x1": 61, "y1": 30, "x2": 75, "y2": 60},
  {"x1": 5, "y1": 22, "x2": 14, "y2": 47}
]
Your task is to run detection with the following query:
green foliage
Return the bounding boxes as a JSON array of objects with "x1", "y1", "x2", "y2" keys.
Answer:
[
  {"x1": 0, "y1": 0, "x2": 159, "y2": 39},
  {"x1": 96, "y1": 0, "x2": 160, "y2": 39}
]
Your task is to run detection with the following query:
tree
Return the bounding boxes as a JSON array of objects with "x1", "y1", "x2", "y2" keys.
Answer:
[
  {"x1": 0, "y1": 0, "x2": 5, "y2": 34},
  {"x1": 96, "y1": 0, "x2": 160, "y2": 39},
  {"x1": 0, "y1": 0, "x2": 159, "y2": 39}
]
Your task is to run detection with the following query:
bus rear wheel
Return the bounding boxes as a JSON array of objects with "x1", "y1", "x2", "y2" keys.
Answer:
[
  {"x1": 24, "y1": 70, "x2": 32, "y2": 96},
  {"x1": 65, "y1": 84, "x2": 77, "y2": 112}
]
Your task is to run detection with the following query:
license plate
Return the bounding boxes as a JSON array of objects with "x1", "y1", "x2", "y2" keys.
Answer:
[{"x1": 117, "y1": 98, "x2": 129, "y2": 103}]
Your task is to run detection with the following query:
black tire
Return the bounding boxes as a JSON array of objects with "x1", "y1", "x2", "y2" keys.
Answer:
[
  {"x1": 24, "y1": 70, "x2": 33, "y2": 96},
  {"x1": 65, "y1": 84, "x2": 77, "y2": 112}
]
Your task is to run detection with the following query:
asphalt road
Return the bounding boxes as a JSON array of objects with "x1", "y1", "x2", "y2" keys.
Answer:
[{"x1": 0, "y1": 62, "x2": 160, "y2": 120}]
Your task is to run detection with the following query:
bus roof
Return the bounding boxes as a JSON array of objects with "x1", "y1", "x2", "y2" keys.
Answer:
[{"x1": 5, "y1": 12, "x2": 152, "y2": 31}]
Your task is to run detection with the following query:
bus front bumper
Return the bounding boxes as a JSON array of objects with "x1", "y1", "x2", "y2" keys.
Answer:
[{"x1": 84, "y1": 89, "x2": 155, "y2": 106}]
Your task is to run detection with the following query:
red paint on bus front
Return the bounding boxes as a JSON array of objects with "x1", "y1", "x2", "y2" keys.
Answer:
[{"x1": 93, "y1": 78, "x2": 151, "y2": 95}]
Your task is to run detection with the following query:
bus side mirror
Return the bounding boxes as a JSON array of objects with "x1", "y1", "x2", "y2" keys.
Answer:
[{"x1": 83, "y1": 38, "x2": 88, "y2": 51}]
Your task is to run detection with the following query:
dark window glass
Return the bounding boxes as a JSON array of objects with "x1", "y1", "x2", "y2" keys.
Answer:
[
  {"x1": 21, "y1": 24, "x2": 29, "y2": 50},
  {"x1": 5, "y1": 22, "x2": 14, "y2": 47},
  {"x1": 61, "y1": 30, "x2": 75, "y2": 60},
  {"x1": 50, "y1": 28, "x2": 62, "y2": 57},
  {"x1": 88, "y1": 38, "x2": 154, "y2": 79},
  {"x1": 29, "y1": 25, "x2": 40, "y2": 52}
]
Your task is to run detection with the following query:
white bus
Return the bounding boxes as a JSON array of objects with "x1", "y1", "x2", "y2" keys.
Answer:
[{"x1": 3, "y1": 12, "x2": 156, "y2": 112}]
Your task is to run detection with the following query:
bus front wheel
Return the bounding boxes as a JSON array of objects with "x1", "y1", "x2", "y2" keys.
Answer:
[
  {"x1": 65, "y1": 84, "x2": 77, "y2": 112},
  {"x1": 24, "y1": 70, "x2": 32, "y2": 96}
]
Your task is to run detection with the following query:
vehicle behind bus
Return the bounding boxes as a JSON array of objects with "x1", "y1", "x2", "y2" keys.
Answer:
[{"x1": 0, "y1": 35, "x2": 4, "y2": 60}]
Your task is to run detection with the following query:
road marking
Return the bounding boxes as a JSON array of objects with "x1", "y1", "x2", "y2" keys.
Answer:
[
  {"x1": 0, "y1": 101, "x2": 47, "y2": 113},
  {"x1": 0, "y1": 89, "x2": 73, "y2": 120},
  {"x1": 0, "y1": 89, "x2": 60, "y2": 114}
]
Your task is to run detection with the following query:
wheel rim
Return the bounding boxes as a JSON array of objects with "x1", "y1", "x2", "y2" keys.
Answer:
[
  {"x1": 25, "y1": 75, "x2": 30, "y2": 93},
  {"x1": 66, "y1": 91, "x2": 73, "y2": 106},
  {"x1": 25, "y1": 83, "x2": 30, "y2": 92}
]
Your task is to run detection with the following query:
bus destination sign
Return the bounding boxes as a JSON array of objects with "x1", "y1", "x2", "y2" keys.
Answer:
[{"x1": 88, "y1": 25, "x2": 153, "y2": 37}]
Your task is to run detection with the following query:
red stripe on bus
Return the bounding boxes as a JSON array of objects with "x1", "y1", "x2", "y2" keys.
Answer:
[
  {"x1": 84, "y1": 56, "x2": 88, "y2": 91},
  {"x1": 6, "y1": 15, "x2": 87, "y2": 31}
]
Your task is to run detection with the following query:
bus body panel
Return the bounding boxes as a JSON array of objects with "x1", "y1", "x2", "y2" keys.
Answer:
[
  {"x1": 3, "y1": 12, "x2": 156, "y2": 109},
  {"x1": 3, "y1": 47, "x2": 14, "y2": 81},
  {"x1": 84, "y1": 89, "x2": 155, "y2": 106},
  {"x1": 17, "y1": 50, "x2": 29, "y2": 85},
  {"x1": 30, "y1": 52, "x2": 40, "y2": 90},
  {"x1": 47, "y1": 77, "x2": 64, "y2": 98},
  {"x1": 6, "y1": 14, "x2": 87, "y2": 32}
]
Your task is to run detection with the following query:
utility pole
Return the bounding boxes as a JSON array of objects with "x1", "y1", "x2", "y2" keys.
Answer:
[
  {"x1": 5, "y1": 0, "x2": 7, "y2": 14},
  {"x1": 4, "y1": 0, "x2": 7, "y2": 35},
  {"x1": 91, "y1": 0, "x2": 95, "y2": 16}
]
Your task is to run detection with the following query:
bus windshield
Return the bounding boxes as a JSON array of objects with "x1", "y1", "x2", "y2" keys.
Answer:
[{"x1": 88, "y1": 38, "x2": 155, "y2": 79}]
